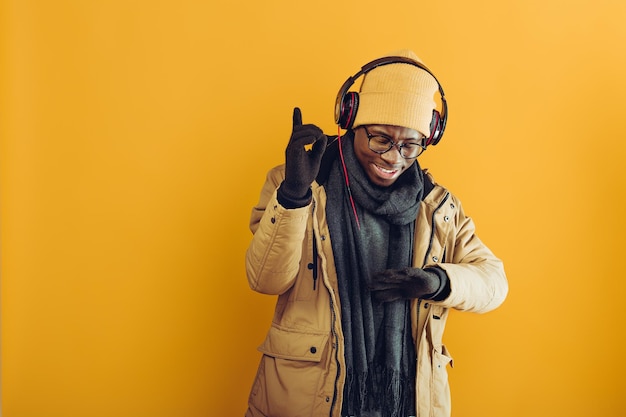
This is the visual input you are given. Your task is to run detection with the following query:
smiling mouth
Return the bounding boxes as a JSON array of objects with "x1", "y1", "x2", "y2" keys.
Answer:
[{"x1": 373, "y1": 164, "x2": 398, "y2": 178}]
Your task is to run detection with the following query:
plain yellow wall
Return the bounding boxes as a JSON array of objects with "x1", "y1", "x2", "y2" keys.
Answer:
[{"x1": 2, "y1": 0, "x2": 625, "y2": 416}]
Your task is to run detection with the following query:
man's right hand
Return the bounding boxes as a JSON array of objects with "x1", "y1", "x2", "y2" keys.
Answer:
[{"x1": 279, "y1": 107, "x2": 328, "y2": 204}]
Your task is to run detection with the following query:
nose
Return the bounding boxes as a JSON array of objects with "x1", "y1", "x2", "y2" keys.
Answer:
[{"x1": 380, "y1": 145, "x2": 403, "y2": 164}]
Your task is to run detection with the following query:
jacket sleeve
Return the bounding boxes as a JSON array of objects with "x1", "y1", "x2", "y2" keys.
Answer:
[
  {"x1": 245, "y1": 165, "x2": 310, "y2": 295},
  {"x1": 434, "y1": 196, "x2": 508, "y2": 313}
]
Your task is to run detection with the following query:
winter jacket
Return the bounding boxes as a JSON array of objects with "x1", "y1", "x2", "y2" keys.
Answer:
[{"x1": 245, "y1": 161, "x2": 508, "y2": 417}]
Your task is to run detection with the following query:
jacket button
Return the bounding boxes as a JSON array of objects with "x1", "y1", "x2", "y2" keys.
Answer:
[
  {"x1": 450, "y1": 203, "x2": 455, "y2": 209},
  {"x1": 432, "y1": 256, "x2": 439, "y2": 262},
  {"x1": 307, "y1": 263, "x2": 314, "y2": 270},
  {"x1": 310, "y1": 347, "x2": 317, "y2": 354},
  {"x1": 270, "y1": 217, "x2": 276, "y2": 224},
  {"x1": 325, "y1": 396, "x2": 330, "y2": 402},
  {"x1": 444, "y1": 216, "x2": 450, "y2": 222}
]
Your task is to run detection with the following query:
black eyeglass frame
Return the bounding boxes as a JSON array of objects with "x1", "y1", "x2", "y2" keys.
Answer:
[{"x1": 361, "y1": 126, "x2": 427, "y2": 159}]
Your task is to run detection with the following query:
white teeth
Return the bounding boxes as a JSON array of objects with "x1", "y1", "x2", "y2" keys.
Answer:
[{"x1": 378, "y1": 166, "x2": 395, "y2": 174}]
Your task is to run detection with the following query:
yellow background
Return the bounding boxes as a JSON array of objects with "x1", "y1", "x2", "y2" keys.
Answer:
[{"x1": 1, "y1": 0, "x2": 625, "y2": 416}]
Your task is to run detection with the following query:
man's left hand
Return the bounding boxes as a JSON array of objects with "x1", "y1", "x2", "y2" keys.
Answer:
[{"x1": 369, "y1": 267, "x2": 441, "y2": 302}]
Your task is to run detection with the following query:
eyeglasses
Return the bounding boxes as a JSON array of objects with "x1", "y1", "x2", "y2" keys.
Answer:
[{"x1": 361, "y1": 126, "x2": 426, "y2": 159}]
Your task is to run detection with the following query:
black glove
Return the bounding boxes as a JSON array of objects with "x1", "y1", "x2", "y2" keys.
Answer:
[
  {"x1": 277, "y1": 107, "x2": 328, "y2": 208},
  {"x1": 369, "y1": 267, "x2": 447, "y2": 302}
]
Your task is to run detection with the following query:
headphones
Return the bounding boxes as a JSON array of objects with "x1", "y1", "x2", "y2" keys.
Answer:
[{"x1": 334, "y1": 56, "x2": 448, "y2": 147}]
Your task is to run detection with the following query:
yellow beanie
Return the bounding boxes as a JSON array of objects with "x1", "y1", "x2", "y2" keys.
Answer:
[{"x1": 352, "y1": 49, "x2": 439, "y2": 138}]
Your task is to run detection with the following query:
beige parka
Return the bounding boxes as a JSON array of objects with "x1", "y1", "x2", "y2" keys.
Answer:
[{"x1": 245, "y1": 164, "x2": 508, "y2": 417}]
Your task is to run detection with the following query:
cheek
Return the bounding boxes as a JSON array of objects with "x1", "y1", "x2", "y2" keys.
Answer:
[{"x1": 352, "y1": 141, "x2": 372, "y2": 167}]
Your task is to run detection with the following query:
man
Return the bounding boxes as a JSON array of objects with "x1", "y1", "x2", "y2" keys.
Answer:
[{"x1": 244, "y1": 49, "x2": 508, "y2": 417}]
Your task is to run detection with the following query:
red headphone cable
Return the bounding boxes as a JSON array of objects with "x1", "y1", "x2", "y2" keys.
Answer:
[{"x1": 337, "y1": 126, "x2": 361, "y2": 230}]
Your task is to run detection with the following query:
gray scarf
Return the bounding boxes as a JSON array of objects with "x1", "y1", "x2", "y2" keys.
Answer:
[{"x1": 325, "y1": 133, "x2": 424, "y2": 417}]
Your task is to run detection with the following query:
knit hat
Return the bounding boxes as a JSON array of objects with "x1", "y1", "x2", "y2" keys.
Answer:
[{"x1": 352, "y1": 49, "x2": 439, "y2": 138}]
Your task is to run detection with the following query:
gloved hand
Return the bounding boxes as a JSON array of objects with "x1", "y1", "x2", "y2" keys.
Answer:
[
  {"x1": 278, "y1": 107, "x2": 328, "y2": 207},
  {"x1": 369, "y1": 267, "x2": 442, "y2": 302}
]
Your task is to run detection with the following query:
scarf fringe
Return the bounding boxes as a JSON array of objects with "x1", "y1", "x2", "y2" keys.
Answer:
[
  {"x1": 343, "y1": 369, "x2": 369, "y2": 416},
  {"x1": 344, "y1": 367, "x2": 414, "y2": 417}
]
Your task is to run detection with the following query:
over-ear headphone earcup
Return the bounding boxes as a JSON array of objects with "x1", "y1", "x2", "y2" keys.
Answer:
[
  {"x1": 338, "y1": 92, "x2": 359, "y2": 130},
  {"x1": 427, "y1": 109, "x2": 442, "y2": 146}
]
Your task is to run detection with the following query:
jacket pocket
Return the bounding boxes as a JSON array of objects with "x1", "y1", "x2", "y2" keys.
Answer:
[
  {"x1": 431, "y1": 344, "x2": 453, "y2": 414},
  {"x1": 258, "y1": 323, "x2": 329, "y2": 361},
  {"x1": 249, "y1": 324, "x2": 331, "y2": 416}
]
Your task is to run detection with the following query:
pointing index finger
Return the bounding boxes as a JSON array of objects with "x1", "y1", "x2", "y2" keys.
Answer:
[{"x1": 292, "y1": 107, "x2": 302, "y2": 128}]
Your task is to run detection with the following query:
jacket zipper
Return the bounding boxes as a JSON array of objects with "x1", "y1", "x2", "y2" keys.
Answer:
[
  {"x1": 329, "y1": 295, "x2": 340, "y2": 417},
  {"x1": 414, "y1": 192, "x2": 450, "y2": 415},
  {"x1": 312, "y1": 198, "x2": 340, "y2": 416},
  {"x1": 312, "y1": 200, "x2": 319, "y2": 290}
]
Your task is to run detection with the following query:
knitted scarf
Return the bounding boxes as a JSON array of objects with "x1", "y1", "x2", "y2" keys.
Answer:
[{"x1": 325, "y1": 133, "x2": 424, "y2": 417}]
